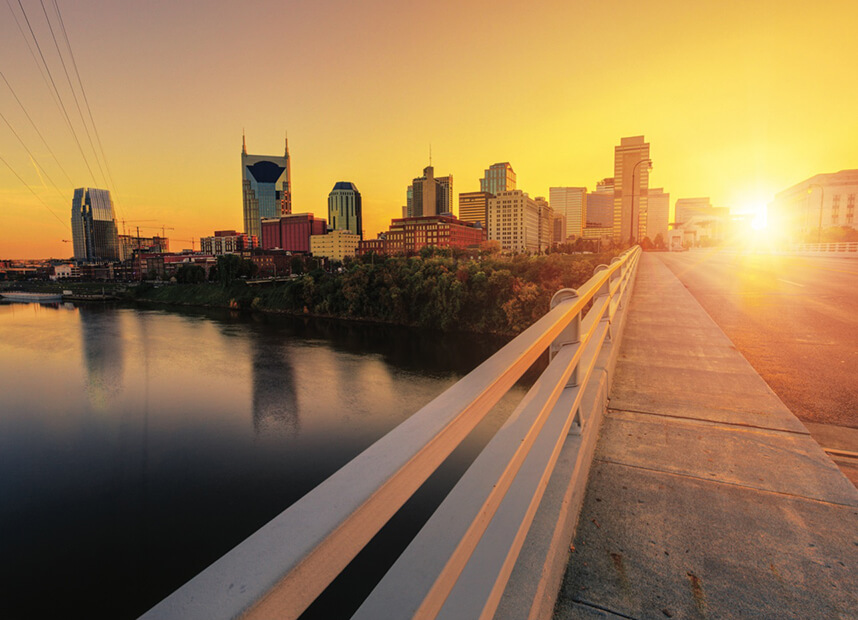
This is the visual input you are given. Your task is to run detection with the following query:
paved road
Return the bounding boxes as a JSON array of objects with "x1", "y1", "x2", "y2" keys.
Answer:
[{"x1": 656, "y1": 250, "x2": 858, "y2": 483}]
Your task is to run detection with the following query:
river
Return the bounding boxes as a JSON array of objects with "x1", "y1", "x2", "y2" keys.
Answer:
[{"x1": 0, "y1": 301, "x2": 533, "y2": 619}]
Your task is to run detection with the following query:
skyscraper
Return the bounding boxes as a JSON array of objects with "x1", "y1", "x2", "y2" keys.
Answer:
[
  {"x1": 612, "y1": 136, "x2": 651, "y2": 243},
  {"x1": 408, "y1": 165, "x2": 453, "y2": 217},
  {"x1": 71, "y1": 188, "x2": 119, "y2": 262},
  {"x1": 328, "y1": 182, "x2": 363, "y2": 239},
  {"x1": 549, "y1": 187, "x2": 587, "y2": 240},
  {"x1": 242, "y1": 133, "x2": 292, "y2": 239},
  {"x1": 480, "y1": 162, "x2": 516, "y2": 195}
]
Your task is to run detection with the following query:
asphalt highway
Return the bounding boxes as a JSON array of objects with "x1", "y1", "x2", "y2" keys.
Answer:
[{"x1": 656, "y1": 250, "x2": 858, "y2": 483}]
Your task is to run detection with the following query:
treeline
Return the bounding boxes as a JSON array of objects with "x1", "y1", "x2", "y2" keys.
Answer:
[{"x1": 134, "y1": 250, "x2": 619, "y2": 336}]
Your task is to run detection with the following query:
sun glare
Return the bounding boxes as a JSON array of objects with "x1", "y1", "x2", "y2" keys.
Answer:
[{"x1": 750, "y1": 208, "x2": 767, "y2": 231}]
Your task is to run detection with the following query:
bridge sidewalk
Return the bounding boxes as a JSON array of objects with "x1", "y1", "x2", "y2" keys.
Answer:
[{"x1": 553, "y1": 253, "x2": 858, "y2": 619}]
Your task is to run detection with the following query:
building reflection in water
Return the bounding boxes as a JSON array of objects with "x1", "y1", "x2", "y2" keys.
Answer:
[
  {"x1": 78, "y1": 305, "x2": 125, "y2": 412},
  {"x1": 250, "y1": 325, "x2": 300, "y2": 436}
]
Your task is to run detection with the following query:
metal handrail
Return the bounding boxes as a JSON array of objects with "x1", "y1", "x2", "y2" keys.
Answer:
[{"x1": 141, "y1": 247, "x2": 642, "y2": 620}]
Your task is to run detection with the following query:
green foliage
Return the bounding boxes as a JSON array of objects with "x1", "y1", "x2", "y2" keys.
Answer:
[
  {"x1": 210, "y1": 254, "x2": 257, "y2": 287},
  {"x1": 134, "y1": 251, "x2": 621, "y2": 336},
  {"x1": 175, "y1": 264, "x2": 206, "y2": 284}
]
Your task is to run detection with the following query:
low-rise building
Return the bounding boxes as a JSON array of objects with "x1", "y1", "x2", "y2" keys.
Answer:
[
  {"x1": 261, "y1": 214, "x2": 327, "y2": 253},
  {"x1": 51, "y1": 263, "x2": 81, "y2": 280},
  {"x1": 118, "y1": 234, "x2": 169, "y2": 261},
  {"x1": 200, "y1": 230, "x2": 257, "y2": 256},
  {"x1": 310, "y1": 229, "x2": 361, "y2": 262}
]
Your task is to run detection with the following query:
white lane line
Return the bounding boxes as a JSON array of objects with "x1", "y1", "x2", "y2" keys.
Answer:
[{"x1": 777, "y1": 278, "x2": 805, "y2": 287}]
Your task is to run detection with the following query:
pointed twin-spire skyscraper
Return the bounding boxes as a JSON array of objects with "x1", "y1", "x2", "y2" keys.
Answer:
[{"x1": 241, "y1": 132, "x2": 292, "y2": 239}]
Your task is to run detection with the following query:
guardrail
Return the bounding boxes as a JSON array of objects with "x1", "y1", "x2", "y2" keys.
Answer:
[
  {"x1": 793, "y1": 242, "x2": 858, "y2": 255},
  {"x1": 142, "y1": 246, "x2": 642, "y2": 620}
]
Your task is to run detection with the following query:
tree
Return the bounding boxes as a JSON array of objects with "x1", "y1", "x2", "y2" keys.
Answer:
[
  {"x1": 175, "y1": 264, "x2": 206, "y2": 284},
  {"x1": 212, "y1": 254, "x2": 257, "y2": 287},
  {"x1": 653, "y1": 233, "x2": 665, "y2": 249}
]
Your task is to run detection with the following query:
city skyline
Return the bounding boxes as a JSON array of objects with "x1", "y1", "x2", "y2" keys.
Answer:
[{"x1": 2, "y1": 1, "x2": 858, "y2": 258}]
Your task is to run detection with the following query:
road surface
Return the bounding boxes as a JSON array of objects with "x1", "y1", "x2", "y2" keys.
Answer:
[{"x1": 656, "y1": 249, "x2": 858, "y2": 484}]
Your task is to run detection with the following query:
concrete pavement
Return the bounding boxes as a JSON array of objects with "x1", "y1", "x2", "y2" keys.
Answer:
[{"x1": 554, "y1": 253, "x2": 858, "y2": 619}]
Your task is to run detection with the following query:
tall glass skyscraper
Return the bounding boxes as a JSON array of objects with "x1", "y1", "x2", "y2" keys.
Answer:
[
  {"x1": 71, "y1": 187, "x2": 119, "y2": 262},
  {"x1": 327, "y1": 182, "x2": 363, "y2": 239},
  {"x1": 242, "y1": 134, "x2": 292, "y2": 239}
]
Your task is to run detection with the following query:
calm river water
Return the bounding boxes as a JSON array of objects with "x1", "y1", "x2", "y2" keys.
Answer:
[{"x1": 0, "y1": 302, "x2": 533, "y2": 619}]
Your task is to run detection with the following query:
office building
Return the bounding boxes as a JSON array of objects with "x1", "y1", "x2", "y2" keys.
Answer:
[
  {"x1": 458, "y1": 191, "x2": 493, "y2": 227},
  {"x1": 488, "y1": 190, "x2": 541, "y2": 253},
  {"x1": 646, "y1": 188, "x2": 671, "y2": 242},
  {"x1": 328, "y1": 182, "x2": 363, "y2": 239},
  {"x1": 549, "y1": 187, "x2": 587, "y2": 240},
  {"x1": 770, "y1": 170, "x2": 858, "y2": 238},
  {"x1": 71, "y1": 188, "x2": 120, "y2": 262},
  {"x1": 535, "y1": 197, "x2": 554, "y2": 251},
  {"x1": 675, "y1": 198, "x2": 712, "y2": 225},
  {"x1": 596, "y1": 178, "x2": 614, "y2": 193},
  {"x1": 407, "y1": 166, "x2": 453, "y2": 218},
  {"x1": 553, "y1": 212, "x2": 567, "y2": 244},
  {"x1": 200, "y1": 230, "x2": 258, "y2": 256},
  {"x1": 480, "y1": 162, "x2": 516, "y2": 195},
  {"x1": 242, "y1": 134, "x2": 292, "y2": 240},
  {"x1": 613, "y1": 136, "x2": 651, "y2": 243},
  {"x1": 260, "y1": 213, "x2": 327, "y2": 253},
  {"x1": 585, "y1": 192, "x2": 614, "y2": 228}
]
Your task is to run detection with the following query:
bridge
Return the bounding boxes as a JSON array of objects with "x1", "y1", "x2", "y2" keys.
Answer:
[{"x1": 142, "y1": 249, "x2": 858, "y2": 619}]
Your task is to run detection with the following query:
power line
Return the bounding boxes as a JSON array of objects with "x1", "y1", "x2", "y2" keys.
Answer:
[
  {"x1": 0, "y1": 153, "x2": 70, "y2": 231},
  {"x1": 38, "y1": 0, "x2": 109, "y2": 190},
  {"x1": 13, "y1": 0, "x2": 99, "y2": 186},
  {"x1": 0, "y1": 106, "x2": 70, "y2": 205},
  {"x1": 51, "y1": 0, "x2": 124, "y2": 221},
  {"x1": 4, "y1": 0, "x2": 62, "y2": 114},
  {"x1": 0, "y1": 68, "x2": 76, "y2": 188}
]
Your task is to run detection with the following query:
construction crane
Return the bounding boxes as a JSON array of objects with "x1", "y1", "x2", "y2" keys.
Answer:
[
  {"x1": 120, "y1": 219, "x2": 156, "y2": 236},
  {"x1": 132, "y1": 224, "x2": 174, "y2": 239}
]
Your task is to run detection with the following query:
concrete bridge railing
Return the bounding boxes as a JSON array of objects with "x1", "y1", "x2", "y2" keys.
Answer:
[
  {"x1": 141, "y1": 246, "x2": 642, "y2": 620},
  {"x1": 793, "y1": 241, "x2": 858, "y2": 256}
]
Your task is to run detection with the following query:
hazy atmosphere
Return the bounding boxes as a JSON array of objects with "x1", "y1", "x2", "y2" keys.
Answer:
[{"x1": 2, "y1": 0, "x2": 857, "y2": 257}]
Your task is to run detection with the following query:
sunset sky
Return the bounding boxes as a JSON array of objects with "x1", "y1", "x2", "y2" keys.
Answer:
[{"x1": 1, "y1": 0, "x2": 857, "y2": 258}]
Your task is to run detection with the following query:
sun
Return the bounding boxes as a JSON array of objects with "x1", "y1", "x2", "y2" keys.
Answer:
[{"x1": 750, "y1": 208, "x2": 768, "y2": 231}]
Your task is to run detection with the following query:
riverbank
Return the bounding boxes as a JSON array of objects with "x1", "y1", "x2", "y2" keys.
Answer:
[{"x1": 131, "y1": 252, "x2": 619, "y2": 336}]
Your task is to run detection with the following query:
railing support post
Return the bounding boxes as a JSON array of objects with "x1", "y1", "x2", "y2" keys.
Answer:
[
  {"x1": 594, "y1": 263, "x2": 612, "y2": 342},
  {"x1": 550, "y1": 288, "x2": 582, "y2": 435}
]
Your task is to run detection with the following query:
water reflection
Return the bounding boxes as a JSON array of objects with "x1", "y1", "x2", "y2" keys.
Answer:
[
  {"x1": 0, "y1": 303, "x2": 530, "y2": 619},
  {"x1": 79, "y1": 305, "x2": 125, "y2": 412},
  {"x1": 250, "y1": 326, "x2": 300, "y2": 435}
]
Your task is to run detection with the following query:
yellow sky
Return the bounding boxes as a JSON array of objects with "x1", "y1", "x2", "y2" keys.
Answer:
[{"x1": 1, "y1": 0, "x2": 857, "y2": 258}]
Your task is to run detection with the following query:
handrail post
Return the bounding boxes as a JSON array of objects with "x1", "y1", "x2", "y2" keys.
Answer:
[
  {"x1": 549, "y1": 288, "x2": 581, "y2": 388},
  {"x1": 594, "y1": 264, "x2": 612, "y2": 341},
  {"x1": 550, "y1": 288, "x2": 582, "y2": 435}
]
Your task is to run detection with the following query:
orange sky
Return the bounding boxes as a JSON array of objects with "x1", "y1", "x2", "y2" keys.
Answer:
[{"x1": 1, "y1": 0, "x2": 857, "y2": 258}]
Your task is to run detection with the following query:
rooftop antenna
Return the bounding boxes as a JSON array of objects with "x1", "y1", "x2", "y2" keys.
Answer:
[
  {"x1": 285, "y1": 130, "x2": 289, "y2": 156},
  {"x1": 242, "y1": 129, "x2": 247, "y2": 155},
  {"x1": 429, "y1": 143, "x2": 433, "y2": 166}
]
